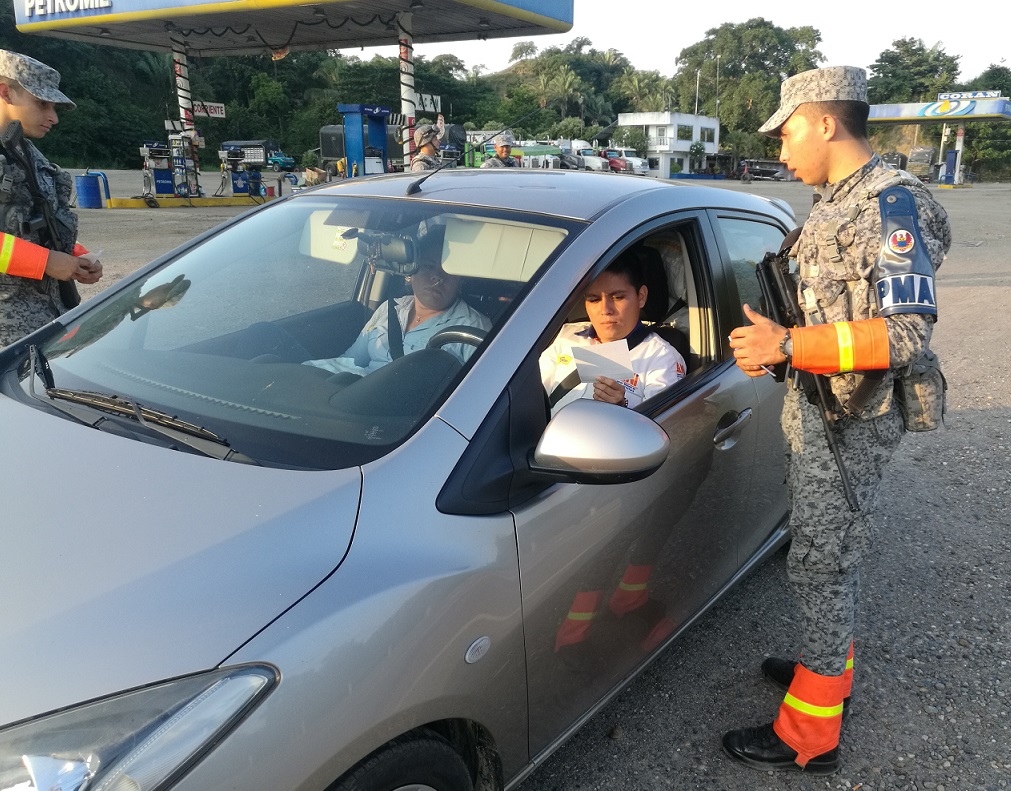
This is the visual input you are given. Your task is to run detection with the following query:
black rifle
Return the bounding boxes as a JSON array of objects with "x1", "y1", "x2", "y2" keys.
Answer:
[
  {"x1": 0, "y1": 120, "x2": 81, "y2": 308},
  {"x1": 755, "y1": 228, "x2": 859, "y2": 511}
]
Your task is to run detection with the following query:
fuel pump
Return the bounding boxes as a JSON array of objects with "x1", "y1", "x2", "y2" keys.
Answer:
[
  {"x1": 139, "y1": 141, "x2": 174, "y2": 198},
  {"x1": 169, "y1": 132, "x2": 203, "y2": 197},
  {"x1": 217, "y1": 148, "x2": 248, "y2": 195}
]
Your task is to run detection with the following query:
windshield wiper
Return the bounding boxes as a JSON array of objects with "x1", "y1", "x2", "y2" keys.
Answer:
[{"x1": 27, "y1": 345, "x2": 260, "y2": 465}]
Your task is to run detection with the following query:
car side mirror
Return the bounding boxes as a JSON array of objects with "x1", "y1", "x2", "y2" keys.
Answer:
[{"x1": 529, "y1": 399, "x2": 669, "y2": 484}]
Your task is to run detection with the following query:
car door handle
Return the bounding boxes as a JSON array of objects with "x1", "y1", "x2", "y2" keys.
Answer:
[{"x1": 713, "y1": 408, "x2": 753, "y2": 446}]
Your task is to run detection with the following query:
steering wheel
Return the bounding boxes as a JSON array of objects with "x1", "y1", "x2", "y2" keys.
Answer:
[{"x1": 427, "y1": 325, "x2": 488, "y2": 350}]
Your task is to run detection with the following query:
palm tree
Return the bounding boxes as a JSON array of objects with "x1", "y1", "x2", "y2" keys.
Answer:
[{"x1": 552, "y1": 66, "x2": 583, "y2": 120}]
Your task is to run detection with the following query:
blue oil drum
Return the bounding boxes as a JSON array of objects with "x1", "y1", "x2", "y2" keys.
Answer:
[{"x1": 75, "y1": 171, "x2": 110, "y2": 209}]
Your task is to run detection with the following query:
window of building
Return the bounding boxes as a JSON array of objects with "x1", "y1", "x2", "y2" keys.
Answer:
[
  {"x1": 700, "y1": 127, "x2": 715, "y2": 143},
  {"x1": 677, "y1": 124, "x2": 693, "y2": 141},
  {"x1": 657, "y1": 126, "x2": 667, "y2": 143},
  {"x1": 648, "y1": 157, "x2": 660, "y2": 170}
]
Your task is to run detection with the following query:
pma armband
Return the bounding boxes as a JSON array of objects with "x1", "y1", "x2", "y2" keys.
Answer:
[{"x1": 873, "y1": 186, "x2": 937, "y2": 317}]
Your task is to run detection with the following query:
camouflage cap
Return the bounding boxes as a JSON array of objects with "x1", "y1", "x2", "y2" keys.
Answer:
[
  {"x1": 0, "y1": 49, "x2": 76, "y2": 110},
  {"x1": 759, "y1": 65, "x2": 866, "y2": 137},
  {"x1": 414, "y1": 123, "x2": 440, "y2": 148},
  {"x1": 493, "y1": 130, "x2": 515, "y2": 147}
]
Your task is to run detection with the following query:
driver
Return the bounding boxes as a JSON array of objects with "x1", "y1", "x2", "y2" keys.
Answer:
[{"x1": 304, "y1": 226, "x2": 491, "y2": 376}]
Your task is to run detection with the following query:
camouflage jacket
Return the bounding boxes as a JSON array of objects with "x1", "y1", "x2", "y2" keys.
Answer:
[
  {"x1": 480, "y1": 155, "x2": 517, "y2": 168},
  {"x1": 0, "y1": 140, "x2": 79, "y2": 347},
  {"x1": 409, "y1": 154, "x2": 440, "y2": 172},
  {"x1": 793, "y1": 155, "x2": 952, "y2": 417}
]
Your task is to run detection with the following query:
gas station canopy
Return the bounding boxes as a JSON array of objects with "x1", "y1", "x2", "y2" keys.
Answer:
[{"x1": 13, "y1": 0, "x2": 573, "y2": 56}]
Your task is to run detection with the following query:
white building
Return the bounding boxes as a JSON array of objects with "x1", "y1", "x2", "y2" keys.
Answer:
[{"x1": 616, "y1": 111, "x2": 721, "y2": 178}]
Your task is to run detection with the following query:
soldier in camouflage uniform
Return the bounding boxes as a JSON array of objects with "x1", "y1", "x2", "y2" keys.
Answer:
[
  {"x1": 723, "y1": 66, "x2": 952, "y2": 774},
  {"x1": 0, "y1": 49, "x2": 102, "y2": 348},
  {"x1": 409, "y1": 124, "x2": 441, "y2": 173},
  {"x1": 480, "y1": 131, "x2": 518, "y2": 168}
]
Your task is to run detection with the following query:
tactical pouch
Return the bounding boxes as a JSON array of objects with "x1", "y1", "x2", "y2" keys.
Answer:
[{"x1": 894, "y1": 349, "x2": 945, "y2": 431}]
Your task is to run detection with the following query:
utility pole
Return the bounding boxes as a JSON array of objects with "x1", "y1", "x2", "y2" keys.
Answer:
[{"x1": 695, "y1": 69, "x2": 700, "y2": 115}]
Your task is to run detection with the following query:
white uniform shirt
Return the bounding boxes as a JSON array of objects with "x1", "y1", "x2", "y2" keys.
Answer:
[
  {"x1": 306, "y1": 295, "x2": 491, "y2": 375},
  {"x1": 539, "y1": 322, "x2": 686, "y2": 411}
]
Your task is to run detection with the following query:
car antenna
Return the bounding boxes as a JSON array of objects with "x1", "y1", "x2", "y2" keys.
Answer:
[{"x1": 404, "y1": 108, "x2": 544, "y2": 196}]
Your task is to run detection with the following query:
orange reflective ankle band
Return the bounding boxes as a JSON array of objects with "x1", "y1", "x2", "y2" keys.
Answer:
[
  {"x1": 773, "y1": 664, "x2": 844, "y2": 767},
  {"x1": 791, "y1": 318, "x2": 890, "y2": 375},
  {"x1": 0, "y1": 233, "x2": 48, "y2": 280}
]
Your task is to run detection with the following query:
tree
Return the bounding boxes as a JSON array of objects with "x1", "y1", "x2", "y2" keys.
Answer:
[
  {"x1": 612, "y1": 126, "x2": 648, "y2": 156},
  {"x1": 959, "y1": 64, "x2": 1011, "y2": 179},
  {"x1": 688, "y1": 141, "x2": 706, "y2": 173},
  {"x1": 868, "y1": 38, "x2": 961, "y2": 103},
  {"x1": 551, "y1": 66, "x2": 583, "y2": 119},
  {"x1": 510, "y1": 41, "x2": 538, "y2": 62},
  {"x1": 430, "y1": 53, "x2": 467, "y2": 79},
  {"x1": 673, "y1": 19, "x2": 822, "y2": 120}
]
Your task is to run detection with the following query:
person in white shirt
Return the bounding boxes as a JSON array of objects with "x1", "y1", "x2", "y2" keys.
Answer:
[
  {"x1": 540, "y1": 250, "x2": 686, "y2": 411},
  {"x1": 305, "y1": 226, "x2": 491, "y2": 376}
]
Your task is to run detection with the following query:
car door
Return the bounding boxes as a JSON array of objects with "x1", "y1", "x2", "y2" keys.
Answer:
[
  {"x1": 513, "y1": 213, "x2": 769, "y2": 758},
  {"x1": 706, "y1": 209, "x2": 793, "y2": 563}
]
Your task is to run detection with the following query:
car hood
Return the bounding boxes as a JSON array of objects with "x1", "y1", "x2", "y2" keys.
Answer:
[{"x1": 0, "y1": 396, "x2": 361, "y2": 726}]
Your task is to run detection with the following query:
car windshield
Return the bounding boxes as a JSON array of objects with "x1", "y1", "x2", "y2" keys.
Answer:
[{"x1": 32, "y1": 196, "x2": 579, "y2": 470}]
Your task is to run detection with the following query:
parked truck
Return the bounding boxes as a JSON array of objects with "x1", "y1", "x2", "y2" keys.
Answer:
[{"x1": 907, "y1": 146, "x2": 935, "y2": 182}]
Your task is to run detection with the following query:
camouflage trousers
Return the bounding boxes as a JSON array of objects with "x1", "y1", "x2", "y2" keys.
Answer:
[
  {"x1": 782, "y1": 387, "x2": 905, "y2": 676},
  {"x1": 0, "y1": 274, "x2": 63, "y2": 348}
]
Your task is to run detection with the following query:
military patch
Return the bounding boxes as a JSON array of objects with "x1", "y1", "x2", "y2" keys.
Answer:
[
  {"x1": 873, "y1": 186, "x2": 937, "y2": 317},
  {"x1": 877, "y1": 274, "x2": 936, "y2": 313},
  {"x1": 887, "y1": 229, "x2": 915, "y2": 255},
  {"x1": 558, "y1": 354, "x2": 572, "y2": 365}
]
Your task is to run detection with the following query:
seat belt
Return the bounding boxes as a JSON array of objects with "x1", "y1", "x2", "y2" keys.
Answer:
[{"x1": 388, "y1": 299, "x2": 404, "y2": 360}]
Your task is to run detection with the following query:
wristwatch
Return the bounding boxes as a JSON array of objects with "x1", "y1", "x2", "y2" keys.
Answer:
[{"x1": 779, "y1": 331, "x2": 793, "y2": 361}]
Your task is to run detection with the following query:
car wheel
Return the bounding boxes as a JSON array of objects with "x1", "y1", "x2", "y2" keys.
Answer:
[
  {"x1": 331, "y1": 734, "x2": 473, "y2": 791},
  {"x1": 326, "y1": 162, "x2": 338, "y2": 177},
  {"x1": 271, "y1": 163, "x2": 281, "y2": 172}
]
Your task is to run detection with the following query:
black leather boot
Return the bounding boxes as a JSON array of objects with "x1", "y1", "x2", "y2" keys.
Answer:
[{"x1": 722, "y1": 722, "x2": 840, "y2": 774}]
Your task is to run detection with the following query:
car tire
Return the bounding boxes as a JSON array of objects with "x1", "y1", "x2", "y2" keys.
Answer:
[
  {"x1": 326, "y1": 162, "x2": 338, "y2": 178},
  {"x1": 271, "y1": 163, "x2": 281, "y2": 172},
  {"x1": 331, "y1": 733, "x2": 473, "y2": 791}
]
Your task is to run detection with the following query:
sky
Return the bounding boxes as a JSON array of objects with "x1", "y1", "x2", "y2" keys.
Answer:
[{"x1": 346, "y1": 0, "x2": 1006, "y2": 86}]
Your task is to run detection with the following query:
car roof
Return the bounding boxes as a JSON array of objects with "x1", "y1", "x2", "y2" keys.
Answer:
[{"x1": 302, "y1": 169, "x2": 794, "y2": 224}]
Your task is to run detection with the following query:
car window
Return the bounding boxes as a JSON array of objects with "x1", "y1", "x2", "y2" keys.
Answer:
[
  {"x1": 536, "y1": 221, "x2": 705, "y2": 416},
  {"x1": 714, "y1": 217, "x2": 788, "y2": 313},
  {"x1": 34, "y1": 197, "x2": 581, "y2": 470}
]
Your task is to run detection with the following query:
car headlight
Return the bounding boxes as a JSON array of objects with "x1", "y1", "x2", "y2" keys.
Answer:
[{"x1": 0, "y1": 665, "x2": 276, "y2": 791}]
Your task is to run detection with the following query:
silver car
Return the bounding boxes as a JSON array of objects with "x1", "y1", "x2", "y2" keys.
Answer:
[{"x1": 0, "y1": 170, "x2": 796, "y2": 791}]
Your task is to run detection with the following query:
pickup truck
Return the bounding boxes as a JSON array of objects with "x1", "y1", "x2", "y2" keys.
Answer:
[
  {"x1": 267, "y1": 152, "x2": 296, "y2": 171},
  {"x1": 601, "y1": 148, "x2": 649, "y2": 176}
]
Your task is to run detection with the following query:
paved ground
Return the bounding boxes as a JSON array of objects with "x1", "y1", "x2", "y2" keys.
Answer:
[{"x1": 74, "y1": 171, "x2": 1011, "y2": 791}]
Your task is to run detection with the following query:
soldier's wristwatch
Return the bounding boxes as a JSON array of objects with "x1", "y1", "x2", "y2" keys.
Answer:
[{"x1": 779, "y1": 331, "x2": 793, "y2": 361}]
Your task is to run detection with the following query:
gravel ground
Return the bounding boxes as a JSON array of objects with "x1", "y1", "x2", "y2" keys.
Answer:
[{"x1": 74, "y1": 172, "x2": 1011, "y2": 791}]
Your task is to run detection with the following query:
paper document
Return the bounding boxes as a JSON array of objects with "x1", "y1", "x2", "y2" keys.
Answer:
[{"x1": 571, "y1": 340, "x2": 634, "y2": 383}]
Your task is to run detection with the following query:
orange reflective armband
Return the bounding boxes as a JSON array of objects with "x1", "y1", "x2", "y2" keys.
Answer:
[
  {"x1": 0, "y1": 233, "x2": 49, "y2": 280},
  {"x1": 791, "y1": 319, "x2": 890, "y2": 374}
]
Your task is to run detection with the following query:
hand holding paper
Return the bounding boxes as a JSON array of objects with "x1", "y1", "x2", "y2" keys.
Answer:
[{"x1": 571, "y1": 339, "x2": 634, "y2": 384}]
